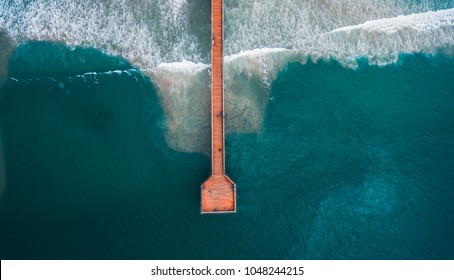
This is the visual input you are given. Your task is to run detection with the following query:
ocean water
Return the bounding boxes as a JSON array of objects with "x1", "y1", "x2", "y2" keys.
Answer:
[{"x1": 1, "y1": 0, "x2": 454, "y2": 259}]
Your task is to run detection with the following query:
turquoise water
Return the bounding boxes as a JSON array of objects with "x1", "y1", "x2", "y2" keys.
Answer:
[{"x1": 0, "y1": 41, "x2": 453, "y2": 259}]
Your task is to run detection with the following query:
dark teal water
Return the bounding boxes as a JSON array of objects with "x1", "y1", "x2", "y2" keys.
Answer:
[{"x1": 1, "y1": 42, "x2": 453, "y2": 259}]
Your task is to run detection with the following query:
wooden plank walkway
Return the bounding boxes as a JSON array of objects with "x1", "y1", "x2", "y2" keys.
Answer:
[{"x1": 201, "y1": 0, "x2": 236, "y2": 214}]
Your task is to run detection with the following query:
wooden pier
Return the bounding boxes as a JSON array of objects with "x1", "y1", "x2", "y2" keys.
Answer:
[{"x1": 201, "y1": 0, "x2": 236, "y2": 214}]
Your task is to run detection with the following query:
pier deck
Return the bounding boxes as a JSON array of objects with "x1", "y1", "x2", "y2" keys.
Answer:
[{"x1": 201, "y1": 0, "x2": 236, "y2": 214}]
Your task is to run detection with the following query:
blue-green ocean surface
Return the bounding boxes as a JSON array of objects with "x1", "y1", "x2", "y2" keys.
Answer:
[{"x1": 0, "y1": 41, "x2": 453, "y2": 259}]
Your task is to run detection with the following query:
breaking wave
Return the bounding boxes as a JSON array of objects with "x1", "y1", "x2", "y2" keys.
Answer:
[{"x1": 0, "y1": 0, "x2": 202, "y2": 68}]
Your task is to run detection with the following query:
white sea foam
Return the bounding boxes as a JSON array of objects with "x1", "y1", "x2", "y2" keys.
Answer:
[
  {"x1": 152, "y1": 60, "x2": 209, "y2": 73},
  {"x1": 2, "y1": 0, "x2": 452, "y2": 69},
  {"x1": 223, "y1": 8, "x2": 454, "y2": 70},
  {"x1": 314, "y1": 8, "x2": 454, "y2": 68},
  {"x1": 0, "y1": 0, "x2": 200, "y2": 68},
  {"x1": 169, "y1": 0, "x2": 187, "y2": 24},
  {"x1": 223, "y1": 0, "x2": 453, "y2": 56},
  {"x1": 1, "y1": 0, "x2": 453, "y2": 153}
]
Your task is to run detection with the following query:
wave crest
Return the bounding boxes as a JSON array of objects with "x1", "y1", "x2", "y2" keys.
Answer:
[{"x1": 314, "y1": 8, "x2": 454, "y2": 68}]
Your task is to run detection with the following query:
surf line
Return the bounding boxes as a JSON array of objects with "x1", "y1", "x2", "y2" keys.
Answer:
[{"x1": 201, "y1": 0, "x2": 236, "y2": 214}]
